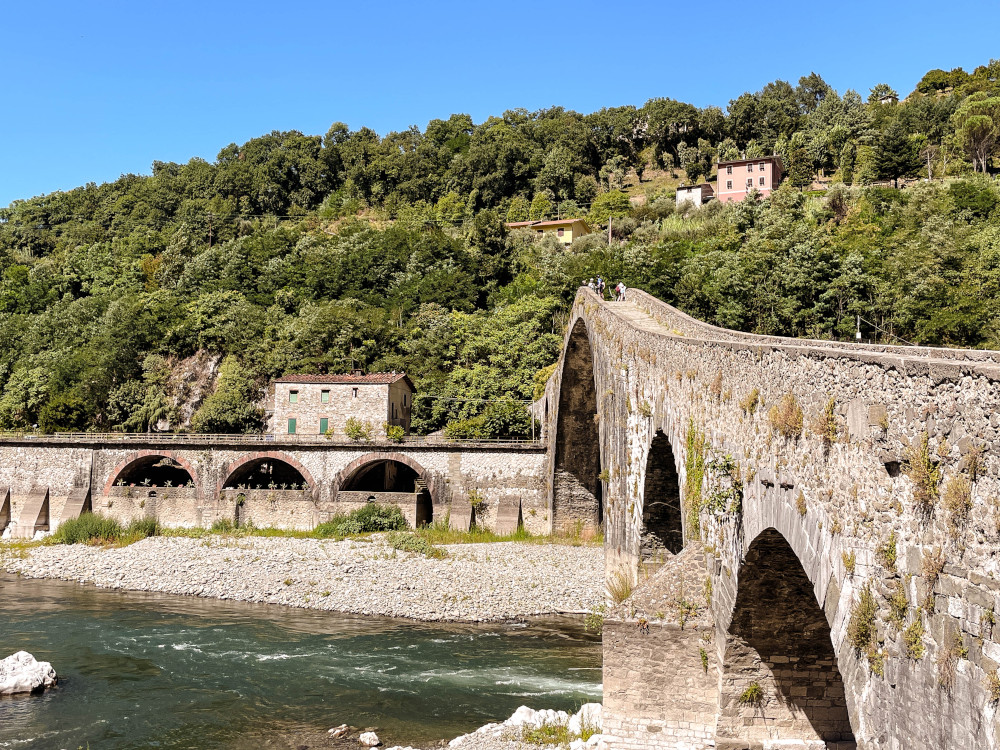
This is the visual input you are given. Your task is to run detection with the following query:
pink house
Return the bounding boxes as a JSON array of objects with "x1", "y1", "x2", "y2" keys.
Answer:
[{"x1": 716, "y1": 156, "x2": 783, "y2": 203}]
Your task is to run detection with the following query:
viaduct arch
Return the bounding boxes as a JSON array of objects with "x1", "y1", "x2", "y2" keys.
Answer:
[{"x1": 552, "y1": 286, "x2": 1000, "y2": 749}]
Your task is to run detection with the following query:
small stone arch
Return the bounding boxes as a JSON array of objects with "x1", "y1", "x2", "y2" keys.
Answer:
[
  {"x1": 103, "y1": 451, "x2": 200, "y2": 496},
  {"x1": 333, "y1": 452, "x2": 430, "y2": 496},
  {"x1": 716, "y1": 526, "x2": 857, "y2": 747},
  {"x1": 640, "y1": 430, "x2": 683, "y2": 566},
  {"x1": 217, "y1": 451, "x2": 317, "y2": 497}
]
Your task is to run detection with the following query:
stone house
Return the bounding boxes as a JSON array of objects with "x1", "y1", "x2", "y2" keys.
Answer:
[
  {"x1": 271, "y1": 373, "x2": 415, "y2": 437},
  {"x1": 716, "y1": 155, "x2": 783, "y2": 203}
]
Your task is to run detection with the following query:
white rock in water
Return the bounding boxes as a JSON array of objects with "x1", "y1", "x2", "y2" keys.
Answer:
[
  {"x1": 568, "y1": 703, "x2": 603, "y2": 735},
  {"x1": 359, "y1": 731, "x2": 381, "y2": 746},
  {"x1": 328, "y1": 724, "x2": 350, "y2": 738},
  {"x1": 0, "y1": 651, "x2": 57, "y2": 695}
]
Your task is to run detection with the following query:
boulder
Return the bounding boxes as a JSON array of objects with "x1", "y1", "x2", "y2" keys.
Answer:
[
  {"x1": 328, "y1": 724, "x2": 350, "y2": 738},
  {"x1": 358, "y1": 731, "x2": 381, "y2": 746},
  {"x1": 0, "y1": 652, "x2": 57, "y2": 695}
]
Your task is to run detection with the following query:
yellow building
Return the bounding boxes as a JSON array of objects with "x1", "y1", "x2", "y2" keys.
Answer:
[{"x1": 505, "y1": 218, "x2": 592, "y2": 245}]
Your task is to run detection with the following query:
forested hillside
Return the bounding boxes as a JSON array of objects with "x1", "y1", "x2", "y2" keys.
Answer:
[{"x1": 1, "y1": 62, "x2": 999, "y2": 435}]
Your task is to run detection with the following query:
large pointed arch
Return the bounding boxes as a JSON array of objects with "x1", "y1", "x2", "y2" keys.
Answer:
[
  {"x1": 640, "y1": 430, "x2": 683, "y2": 565},
  {"x1": 716, "y1": 527, "x2": 856, "y2": 747},
  {"x1": 551, "y1": 317, "x2": 603, "y2": 532}
]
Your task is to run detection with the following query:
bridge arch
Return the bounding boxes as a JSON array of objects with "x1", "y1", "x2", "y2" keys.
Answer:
[
  {"x1": 640, "y1": 430, "x2": 683, "y2": 566},
  {"x1": 716, "y1": 526, "x2": 857, "y2": 747},
  {"x1": 333, "y1": 452, "x2": 433, "y2": 526},
  {"x1": 333, "y1": 452, "x2": 429, "y2": 494},
  {"x1": 218, "y1": 452, "x2": 317, "y2": 495},
  {"x1": 104, "y1": 451, "x2": 200, "y2": 495},
  {"x1": 550, "y1": 317, "x2": 604, "y2": 532}
]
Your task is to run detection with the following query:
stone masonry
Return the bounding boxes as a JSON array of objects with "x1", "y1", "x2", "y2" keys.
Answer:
[{"x1": 546, "y1": 286, "x2": 1000, "y2": 749}]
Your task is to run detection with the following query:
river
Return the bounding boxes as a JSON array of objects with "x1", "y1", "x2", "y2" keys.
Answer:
[{"x1": 0, "y1": 574, "x2": 602, "y2": 750}]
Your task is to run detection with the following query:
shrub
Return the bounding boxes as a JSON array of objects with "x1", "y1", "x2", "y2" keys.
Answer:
[
  {"x1": 383, "y1": 422, "x2": 405, "y2": 443},
  {"x1": 904, "y1": 617, "x2": 926, "y2": 660},
  {"x1": 943, "y1": 475, "x2": 972, "y2": 535},
  {"x1": 906, "y1": 432, "x2": 941, "y2": 515},
  {"x1": 607, "y1": 567, "x2": 634, "y2": 605},
  {"x1": 314, "y1": 504, "x2": 408, "y2": 537},
  {"x1": 796, "y1": 491, "x2": 807, "y2": 516},
  {"x1": 738, "y1": 681, "x2": 764, "y2": 706},
  {"x1": 921, "y1": 547, "x2": 945, "y2": 611},
  {"x1": 876, "y1": 531, "x2": 897, "y2": 571},
  {"x1": 888, "y1": 578, "x2": 908, "y2": 630},
  {"x1": 211, "y1": 518, "x2": 236, "y2": 533},
  {"x1": 739, "y1": 388, "x2": 760, "y2": 415},
  {"x1": 847, "y1": 583, "x2": 878, "y2": 654},
  {"x1": 812, "y1": 398, "x2": 839, "y2": 448},
  {"x1": 584, "y1": 604, "x2": 606, "y2": 635},
  {"x1": 52, "y1": 512, "x2": 158, "y2": 545},
  {"x1": 986, "y1": 670, "x2": 1000, "y2": 704},
  {"x1": 842, "y1": 550, "x2": 856, "y2": 575},
  {"x1": 345, "y1": 417, "x2": 374, "y2": 442},
  {"x1": 386, "y1": 531, "x2": 446, "y2": 558},
  {"x1": 768, "y1": 393, "x2": 803, "y2": 439}
]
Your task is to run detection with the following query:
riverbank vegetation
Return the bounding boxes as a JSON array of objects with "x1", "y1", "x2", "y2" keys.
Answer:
[{"x1": 2, "y1": 59, "x2": 999, "y2": 435}]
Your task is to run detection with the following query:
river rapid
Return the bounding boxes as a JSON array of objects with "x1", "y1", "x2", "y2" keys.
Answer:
[{"x1": 0, "y1": 574, "x2": 602, "y2": 750}]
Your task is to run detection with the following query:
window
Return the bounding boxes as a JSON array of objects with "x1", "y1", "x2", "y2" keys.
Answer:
[
  {"x1": 759, "y1": 176, "x2": 765, "y2": 186},
  {"x1": 726, "y1": 165, "x2": 732, "y2": 175},
  {"x1": 321, "y1": 390, "x2": 330, "y2": 403},
  {"x1": 319, "y1": 418, "x2": 328, "y2": 434},
  {"x1": 352, "y1": 387, "x2": 358, "y2": 398},
  {"x1": 746, "y1": 178, "x2": 753, "y2": 187},
  {"x1": 758, "y1": 162, "x2": 765, "y2": 171},
  {"x1": 746, "y1": 164, "x2": 752, "y2": 172},
  {"x1": 537, "y1": 229, "x2": 543, "y2": 234},
  {"x1": 726, "y1": 180, "x2": 732, "y2": 190},
  {"x1": 403, "y1": 393, "x2": 407, "y2": 406},
  {"x1": 557, "y1": 228, "x2": 564, "y2": 237},
  {"x1": 288, "y1": 418, "x2": 297, "y2": 434},
  {"x1": 289, "y1": 390, "x2": 298, "y2": 404}
]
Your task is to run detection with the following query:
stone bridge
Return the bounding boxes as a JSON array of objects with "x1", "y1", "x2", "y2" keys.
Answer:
[
  {"x1": 540, "y1": 288, "x2": 1000, "y2": 750},
  {"x1": 0, "y1": 435, "x2": 547, "y2": 536}
]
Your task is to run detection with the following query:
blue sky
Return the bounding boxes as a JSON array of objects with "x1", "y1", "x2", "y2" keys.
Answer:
[{"x1": 1, "y1": 0, "x2": 997, "y2": 206}]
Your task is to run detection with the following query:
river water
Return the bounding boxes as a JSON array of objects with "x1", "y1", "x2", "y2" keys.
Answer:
[{"x1": 0, "y1": 574, "x2": 602, "y2": 750}]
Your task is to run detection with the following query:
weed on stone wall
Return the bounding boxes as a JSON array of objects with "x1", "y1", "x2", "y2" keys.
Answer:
[
  {"x1": 699, "y1": 647, "x2": 709, "y2": 673},
  {"x1": 739, "y1": 388, "x2": 760, "y2": 415},
  {"x1": 937, "y1": 630, "x2": 968, "y2": 689},
  {"x1": 921, "y1": 547, "x2": 945, "y2": 611},
  {"x1": 904, "y1": 617, "x2": 926, "y2": 660},
  {"x1": 943, "y1": 475, "x2": 972, "y2": 537},
  {"x1": 843, "y1": 550, "x2": 857, "y2": 576},
  {"x1": 738, "y1": 681, "x2": 764, "y2": 707},
  {"x1": 709, "y1": 372, "x2": 723, "y2": 400},
  {"x1": 848, "y1": 583, "x2": 880, "y2": 672},
  {"x1": 986, "y1": 670, "x2": 1000, "y2": 704},
  {"x1": 876, "y1": 531, "x2": 898, "y2": 572},
  {"x1": 906, "y1": 432, "x2": 942, "y2": 517},
  {"x1": 796, "y1": 491, "x2": 807, "y2": 516},
  {"x1": 812, "y1": 397, "x2": 840, "y2": 449},
  {"x1": 768, "y1": 393, "x2": 803, "y2": 439},
  {"x1": 684, "y1": 420, "x2": 707, "y2": 541},
  {"x1": 888, "y1": 579, "x2": 908, "y2": 630},
  {"x1": 607, "y1": 568, "x2": 635, "y2": 605}
]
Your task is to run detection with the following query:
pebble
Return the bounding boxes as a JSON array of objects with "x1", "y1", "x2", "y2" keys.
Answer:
[{"x1": 0, "y1": 536, "x2": 603, "y2": 622}]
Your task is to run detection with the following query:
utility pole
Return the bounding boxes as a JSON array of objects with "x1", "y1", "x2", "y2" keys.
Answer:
[
  {"x1": 608, "y1": 217, "x2": 612, "y2": 244},
  {"x1": 207, "y1": 212, "x2": 214, "y2": 248}
]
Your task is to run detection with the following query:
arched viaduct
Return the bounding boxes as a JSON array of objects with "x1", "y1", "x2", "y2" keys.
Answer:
[
  {"x1": 0, "y1": 439, "x2": 546, "y2": 535},
  {"x1": 539, "y1": 287, "x2": 1000, "y2": 750}
]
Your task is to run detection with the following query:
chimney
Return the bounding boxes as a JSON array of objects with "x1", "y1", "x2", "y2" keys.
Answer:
[{"x1": 352, "y1": 367, "x2": 364, "y2": 376}]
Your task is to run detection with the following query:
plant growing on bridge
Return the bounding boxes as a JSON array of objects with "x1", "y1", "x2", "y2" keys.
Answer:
[
  {"x1": 607, "y1": 567, "x2": 634, "y2": 605},
  {"x1": 904, "y1": 617, "x2": 926, "y2": 660},
  {"x1": 812, "y1": 397, "x2": 840, "y2": 448},
  {"x1": 684, "y1": 421, "x2": 707, "y2": 540},
  {"x1": 943, "y1": 475, "x2": 972, "y2": 536},
  {"x1": 768, "y1": 393, "x2": 803, "y2": 439},
  {"x1": 705, "y1": 455, "x2": 743, "y2": 515},
  {"x1": 842, "y1": 550, "x2": 856, "y2": 575},
  {"x1": 888, "y1": 579, "x2": 908, "y2": 630},
  {"x1": 906, "y1": 432, "x2": 941, "y2": 516},
  {"x1": 847, "y1": 582, "x2": 878, "y2": 657},
  {"x1": 921, "y1": 547, "x2": 946, "y2": 611},
  {"x1": 986, "y1": 670, "x2": 1000, "y2": 704},
  {"x1": 738, "y1": 681, "x2": 764, "y2": 707},
  {"x1": 876, "y1": 530, "x2": 897, "y2": 571},
  {"x1": 739, "y1": 388, "x2": 759, "y2": 415}
]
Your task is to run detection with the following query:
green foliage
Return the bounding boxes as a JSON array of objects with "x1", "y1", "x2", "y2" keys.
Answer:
[
  {"x1": 768, "y1": 393, "x2": 803, "y2": 439},
  {"x1": 313, "y1": 504, "x2": 408, "y2": 537},
  {"x1": 444, "y1": 398, "x2": 536, "y2": 440},
  {"x1": 684, "y1": 420, "x2": 707, "y2": 541},
  {"x1": 847, "y1": 583, "x2": 878, "y2": 654},
  {"x1": 876, "y1": 530, "x2": 898, "y2": 571},
  {"x1": 904, "y1": 617, "x2": 926, "y2": 660},
  {"x1": 53, "y1": 512, "x2": 159, "y2": 545},
  {"x1": 584, "y1": 604, "x2": 606, "y2": 635},
  {"x1": 907, "y1": 432, "x2": 942, "y2": 515},
  {"x1": 738, "y1": 681, "x2": 764, "y2": 707},
  {"x1": 386, "y1": 531, "x2": 447, "y2": 558},
  {"x1": 588, "y1": 191, "x2": 632, "y2": 226},
  {"x1": 383, "y1": 422, "x2": 405, "y2": 443},
  {"x1": 888, "y1": 578, "x2": 908, "y2": 629},
  {"x1": 191, "y1": 356, "x2": 263, "y2": 433},
  {"x1": 344, "y1": 417, "x2": 374, "y2": 442}
]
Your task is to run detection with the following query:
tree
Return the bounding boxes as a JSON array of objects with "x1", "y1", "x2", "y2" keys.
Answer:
[
  {"x1": 853, "y1": 145, "x2": 878, "y2": 185},
  {"x1": 951, "y1": 92, "x2": 1000, "y2": 172},
  {"x1": 875, "y1": 122, "x2": 922, "y2": 187},
  {"x1": 787, "y1": 134, "x2": 813, "y2": 189},
  {"x1": 868, "y1": 83, "x2": 899, "y2": 105},
  {"x1": 588, "y1": 191, "x2": 632, "y2": 226},
  {"x1": 191, "y1": 356, "x2": 263, "y2": 433},
  {"x1": 505, "y1": 196, "x2": 530, "y2": 223},
  {"x1": 796, "y1": 72, "x2": 832, "y2": 113},
  {"x1": 529, "y1": 193, "x2": 553, "y2": 220}
]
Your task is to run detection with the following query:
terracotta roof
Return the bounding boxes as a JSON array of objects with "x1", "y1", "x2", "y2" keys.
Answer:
[
  {"x1": 274, "y1": 372, "x2": 413, "y2": 387},
  {"x1": 717, "y1": 155, "x2": 784, "y2": 169}
]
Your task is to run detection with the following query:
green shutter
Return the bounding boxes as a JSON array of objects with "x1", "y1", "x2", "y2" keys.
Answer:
[
  {"x1": 319, "y1": 418, "x2": 328, "y2": 434},
  {"x1": 321, "y1": 390, "x2": 330, "y2": 403},
  {"x1": 288, "y1": 418, "x2": 296, "y2": 434}
]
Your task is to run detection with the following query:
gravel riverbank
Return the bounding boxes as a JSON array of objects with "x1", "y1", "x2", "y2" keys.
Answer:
[{"x1": 0, "y1": 535, "x2": 603, "y2": 622}]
